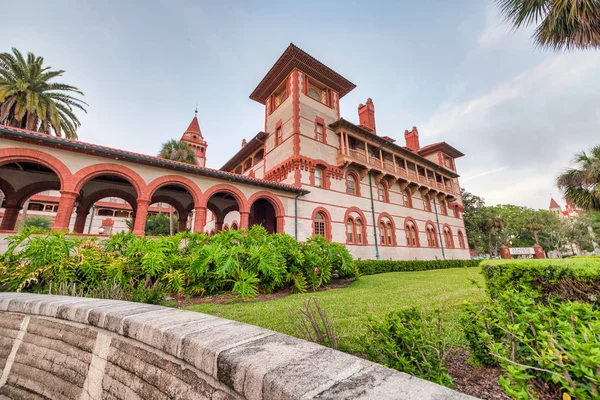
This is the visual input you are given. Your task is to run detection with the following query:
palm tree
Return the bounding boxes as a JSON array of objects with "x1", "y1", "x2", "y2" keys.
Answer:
[
  {"x1": 557, "y1": 145, "x2": 600, "y2": 211},
  {"x1": 481, "y1": 209, "x2": 506, "y2": 258},
  {"x1": 525, "y1": 215, "x2": 544, "y2": 246},
  {"x1": 158, "y1": 139, "x2": 196, "y2": 164},
  {"x1": 0, "y1": 48, "x2": 87, "y2": 139},
  {"x1": 495, "y1": 0, "x2": 600, "y2": 50}
]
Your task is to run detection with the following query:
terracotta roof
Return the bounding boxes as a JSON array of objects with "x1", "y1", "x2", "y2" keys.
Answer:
[
  {"x1": 220, "y1": 131, "x2": 268, "y2": 171},
  {"x1": 418, "y1": 142, "x2": 464, "y2": 158},
  {"x1": 250, "y1": 43, "x2": 356, "y2": 104},
  {"x1": 0, "y1": 125, "x2": 309, "y2": 195},
  {"x1": 549, "y1": 198, "x2": 560, "y2": 209},
  {"x1": 329, "y1": 118, "x2": 460, "y2": 178},
  {"x1": 184, "y1": 116, "x2": 202, "y2": 137}
]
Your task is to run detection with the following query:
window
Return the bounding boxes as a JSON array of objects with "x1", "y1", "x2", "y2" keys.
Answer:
[
  {"x1": 27, "y1": 202, "x2": 44, "y2": 211},
  {"x1": 346, "y1": 174, "x2": 357, "y2": 195},
  {"x1": 443, "y1": 226, "x2": 454, "y2": 249},
  {"x1": 314, "y1": 168, "x2": 324, "y2": 188},
  {"x1": 458, "y1": 231, "x2": 466, "y2": 249},
  {"x1": 377, "y1": 183, "x2": 386, "y2": 202},
  {"x1": 403, "y1": 189, "x2": 413, "y2": 208},
  {"x1": 453, "y1": 205, "x2": 460, "y2": 218},
  {"x1": 235, "y1": 166, "x2": 243, "y2": 174},
  {"x1": 243, "y1": 158, "x2": 252, "y2": 172},
  {"x1": 346, "y1": 218, "x2": 354, "y2": 243},
  {"x1": 426, "y1": 224, "x2": 438, "y2": 248},
  {"x1": 231, "y1": 222, "x2": 238, "y2": 230},
  {"x1": 379, "y1": 222, "x2": 386, "y2": 245},
  {"x1": 254, "y1": 149, "x2": 264, "y2": 164},
  {"x1": 97, "y1": 209, "x2": 114, "y2": 217},
  {"x1": 316, "y1": 123, "x2": 324, "y2": 142},
  {"x1": 313, "y1": 211, "x2": 326, "y2": 237},
  {"x1": 356, "y1": 219, "x2": 363, "y2": 244},
  {"x1": 423, "y1": 195, "x2": 432, "y2": 212},
  {"x1": 379, "y1": 219, "x2": 395, "y2": 246},
  {"x1": 405, "y1": 220, "x2": 419, "y2": 247},
  {"x1": 275, "y1": 127, "x2": 282, "y2": 146},
  {"x1": 114, "y1": 210, "x2": 129, "y2": 218},
  {"x1": 305, "y1": 76, "x2": 329, "y2": 106},
  {"x1": 274, "y1": 88, "x2": 287, "y2": 108},
  {"x1": 440, "y1": 201, "x2": 448, "y2": 216}
]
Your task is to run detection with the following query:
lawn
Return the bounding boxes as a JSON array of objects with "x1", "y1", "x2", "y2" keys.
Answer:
[{"x1": 185, "y1": 266, "x2": 487, "y2": 352}]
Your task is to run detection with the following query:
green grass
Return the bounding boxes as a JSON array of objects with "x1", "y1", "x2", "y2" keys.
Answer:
[{"x1": 185, "y1": 267, "x2": 487, "y2": 352}]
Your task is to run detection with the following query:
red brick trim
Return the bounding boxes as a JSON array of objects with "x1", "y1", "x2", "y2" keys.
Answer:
[
  {"x1": 403, "y1": 216, "x2": 420, "y2": 247},
  {"x1": 147, "y1": 175, "x2": 203, "y2": 207},
  {"x1": 311, "y1": 206, "x2": 332, "y2": 242},
  {"x1": 248, "y1": 191, "x2": 286, "y2": 233},
  {"x1": 344, "y1": 170, "x2": 361, "y2": 197},
  {"x1": 0, "y1": 147, "x2": 72, "y2": 188},
  {"x1": 314, "y1": 116, "x2": 326, "y2": 144},
  {"x1": 457, "y1": 229, "x2": 467, "y2": 249},
  {"x1": 293, "y1": 69, "x2": 301, "y2": 156},
  {"x1": 377, "y1": 212, "x2": 397, "y2": 246},
  {"x1": 0, "y1": 177, "x2": 16, "y2": 204},
  {"x1": 424, "y1": 220, "x2": 439, "y2": 248},
  {"x1": 344, "y1": 207, "x2": 368, "y2": 245},
  {"x1": 14, "y1": 181, "x2": 61, "y2": 208},
  {"x1": 78, "y1": 188, "x2": 137, "y2": 214},
  {"x1": 71, "y1": 163, "x2": 148, "y2": 199},
  {"x1": 204, "y1": 184, "x2": 249, "y2": 214},
  {"x1": 442, "y1": 223, "x2": 455, "y2": 249}
]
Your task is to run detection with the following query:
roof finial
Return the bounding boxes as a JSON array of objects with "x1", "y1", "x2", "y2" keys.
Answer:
[{"x1": 194, "y1": 102, "x2": 198, "y2": 117}]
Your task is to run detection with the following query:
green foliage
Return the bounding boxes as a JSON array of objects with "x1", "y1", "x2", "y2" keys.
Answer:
[
  {"x1": 480, "y1": 259, "x2": 600, "y2": 302},
  {"x1": 0, "y1": 227, "x2": 357, "y2": 302},
  {"x1": 158, "y1": 139, "x2": 196, "y2": 164},
  {"x1": 463, "y1": 292, "x2": 600, "y2": 399},
  {"x1": 362, "y1": 307, "x2": 454, "y2": 387},
  {"x1": 557, "y1": 145, "x2": 600, "y2": 211},
  {"x1": 23, "y1": 215, "x2": 53, "y2": 231},
  {"x1": 0, "y1": 47, "x2": 87, "y2": 139},
  {"x1": 355, "y1": 259, "x2": 480, "y2": 276}
]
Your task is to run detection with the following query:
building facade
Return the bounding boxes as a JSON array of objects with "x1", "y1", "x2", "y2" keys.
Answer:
[{"x1": 0, "y1": 44, "x2": 469, "y2": 260}]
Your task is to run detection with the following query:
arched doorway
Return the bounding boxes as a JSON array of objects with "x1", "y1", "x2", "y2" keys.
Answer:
[
  {"x1": 204, "y1": 185, "x2": 246, "y2": 233},
  {"x1": 249, "y1": 198, "x2": 277, "y2": 233}
]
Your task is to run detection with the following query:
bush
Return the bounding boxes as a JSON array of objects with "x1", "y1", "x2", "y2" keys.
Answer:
[
  {"x1": 355, "y1": 259, "x2": 480, "y2": 276},
  {"x1": 480, "y1": 259, "x2": 600, "y2": 303},
  {"x1": 23, "y1": 215, "x2": 53, "y2": 231},
  {"x1": 362, "y1": 307, "x2": 454, "y2": 387},
  {"x1": 462, "y1": 291, "x2": 600, "y2": 399},
  {"x1": 0, "y1": 227, "x2": 358, "y2": 302}
]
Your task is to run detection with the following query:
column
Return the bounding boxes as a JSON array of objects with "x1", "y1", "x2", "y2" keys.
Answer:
[
  {"x1": 193, "y1": 206, "x2": 206, "y2": 233},
  {"x1": 52, "y1": 191, "x2": 79, "y2": 231},
  {"x1": 0, "y1": 205, "x2": 22, "y2": 231},
  {"x1": 73, "y1": 210, "x2": 89, "y2": 234},
  {"x1": 178, "y1": 213, "x2": 189, "y2": 233},
  {"x1": 276, "y1": 216, "x2": 285, "y2": 233},
  {"x1": 499, "y1": 246, "x2": 511, "y2": 259},
  {"x1": 239, "y1": 211, "x2": 250, "y2": 229},
  {"x1": 215, "y1": 222, "x2": 223, "y2": 233},
  {"x1": 132, "y1": 199, "x2": 150, "y2": 236}
]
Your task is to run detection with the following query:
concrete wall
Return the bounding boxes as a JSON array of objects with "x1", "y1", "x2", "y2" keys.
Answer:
[{"x1": 0, "y1": 293, "x2": 474, "y2": 400}]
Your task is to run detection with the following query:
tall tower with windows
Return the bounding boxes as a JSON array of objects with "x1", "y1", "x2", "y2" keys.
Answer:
[{"x1": 179, "y1": 110, "x2": 208, "y2": 167}]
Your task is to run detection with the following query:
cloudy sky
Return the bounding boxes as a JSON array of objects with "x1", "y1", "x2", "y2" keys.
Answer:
[{"x1": 3, "y1": 0, "x2": 599, "y2": 210}]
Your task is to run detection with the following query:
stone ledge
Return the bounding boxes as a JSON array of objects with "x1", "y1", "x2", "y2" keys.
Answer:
[{"x1": 0, "y1": 293, "x2": 477, "y2": 399}]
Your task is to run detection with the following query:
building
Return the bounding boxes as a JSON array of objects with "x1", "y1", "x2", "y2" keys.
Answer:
[
  {"x1": 0, "y1": 44, "x2": 469, "y2": 260},
  {"x1": 549, "y1": 197, "x2": 581, "y2": 220}
]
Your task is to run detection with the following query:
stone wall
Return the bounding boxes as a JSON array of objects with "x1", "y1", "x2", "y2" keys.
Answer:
[{"x1": 0, "y1": 293, "x2": 475, "y2": 399}]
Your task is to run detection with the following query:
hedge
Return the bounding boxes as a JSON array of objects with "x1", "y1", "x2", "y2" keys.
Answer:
[
  {"x1": 480, "y1": 259, "x2": 600, "y2": 302},
  {"x1": 355, "y1": 259, "x2": 480, "y2": 276}
]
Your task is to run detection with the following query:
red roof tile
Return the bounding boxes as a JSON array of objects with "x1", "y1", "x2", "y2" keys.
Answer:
[
  {"x1": 185, "y1": 117, "x2": 202, "y2": 136},
  {"x1": 549, "y1": 198, "x2": 560, "y2": 209}
]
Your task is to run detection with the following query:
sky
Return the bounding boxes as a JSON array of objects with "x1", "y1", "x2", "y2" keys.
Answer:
[{"x1": 3, "y1": 0, "x2": 599, "y2": 210}]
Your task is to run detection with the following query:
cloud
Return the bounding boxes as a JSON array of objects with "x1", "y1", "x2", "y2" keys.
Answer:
[{"x1": 478, "y1": 5, "x2": 513, "y2": 47}]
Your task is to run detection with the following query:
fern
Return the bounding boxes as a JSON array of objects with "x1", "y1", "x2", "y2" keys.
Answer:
[{"x1": 232, "y1": 268, "x2": 260, "y2": 299}]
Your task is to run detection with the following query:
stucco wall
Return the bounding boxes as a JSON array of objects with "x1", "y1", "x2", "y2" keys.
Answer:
[{"x1": 0, "y1": 293, "x2": 475, "y2": 400}]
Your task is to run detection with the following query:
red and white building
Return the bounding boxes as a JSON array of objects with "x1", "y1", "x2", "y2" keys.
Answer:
[{"x1": 0, "y1": 44, "x2": 469, "y2": 260}]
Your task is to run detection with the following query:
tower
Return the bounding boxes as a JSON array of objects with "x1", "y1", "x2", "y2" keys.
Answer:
[
  {"x1": 179, "y1": 109, "x2": 208, "y2": 167},
  {"x1": 549, "y1": 197, "x2": 561, "y2": 216}
]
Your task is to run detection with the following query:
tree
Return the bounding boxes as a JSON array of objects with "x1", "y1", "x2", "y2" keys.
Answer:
[
  {"x1": 0, "y1": 48, "x2": 87, "y2": 139},
  {"x1": 481, "y1": 207, "x2": 507, "y2": 258},
  {"x1": 524, "y1": 214, "x2": 544, "y2": 246},
  {"x1": 557, "y1": 145, "x2": 600, "y2": 212},
  {"x1": 23, "y1": 215, "x2": 53, "y2": 231},
  {"x1": 495, "y1": 0, "x2": 600, "y2": 50},
  {"x1": 125, "y1": 213, "x2": 178, "y2": 236},
  {"x1": 158, "y1": 140, "x2": 196, "y2": 164},
  {"x1": 461, "y1": 190, "x2": 487, "y2": 253}
]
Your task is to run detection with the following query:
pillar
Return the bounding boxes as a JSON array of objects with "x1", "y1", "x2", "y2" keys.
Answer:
[
  {"x1": 193, "y1": 206, "x2": 206, "y2": 233},
  {"x1": 276, "y1": 216, "x2": 284, "y2": 233},
  {"x1": 73, "y1": 210, "x2": 89, "y2": 234},
  {"x1": 0, "y1": 205, "x2": 22, "y2": 231},
  {"x1": 533, "y1": 245, "x2": 545, "y2": 259},
  {"x1": 215, "y1": 222, "x2": 223, "y2": 233},
  {"x1": 239, "y1": 211, "x2": 249, "y2": 229},
  {"x1": 132, "y1": 199, "x2": 150, "y2": 236},
  {"x1": 178, "y1": 213, "x2": 188, "y2": 232},
  {"x1": 52, "y1": 191, "x2": 79, "y2": 231},
  {"x1": 499, "y1": 246, "x2": 511, "y2": 259}
]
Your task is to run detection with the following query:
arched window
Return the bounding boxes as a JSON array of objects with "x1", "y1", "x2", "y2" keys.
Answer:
[
  {"x1": 440, "y1": 200, "x2": 448, "y2": 216},
  {"x1": 377, "y1": 183, "x2": 387, "y2": 202},
  {"x1": 458, "y1": 230, "x2": 466, "y2": 249},
  {"x1": 346, "y1": 174, "x2": 357, "y2": 195},
  {"x1": 379, "y1": 216, "x2": 395, "y2": 246},
  {"x1": 379, "y1": 222, "x2": 386, "y2": 245},
  {"x1": 453, "y1": 205, "x2": 461, "y2": 218},
  {"x1": 231, "y1": 222, "x2": 238, "y2": 230},
  {"x1": 314, "y1": 168, "x2": 324, "y2": 188},
  {"x1": 443, "y1": 226, "x2": 454, "y2": 249},
  {"x1": 426, "y1": 223, "x2": 438, "y2": 248},
  {"x1": 405, "y1": 220, "x2": 419, "y2": 247},
  {"x1": 313, "y1": 211, "x2": 327, "y2": 237},
  {"x1": 308, "y1": 87, "x2": 321, "y2": 101},
  {"x1": 403, "y1": 189, "x2": 413, "y2": 208},
  {"x1": 423, "y1": 195, "x2": 432, "y2": 212},
  {"x1": 355, "y1": 219, "x2": 363, "y2": 244},
  {"x1": 346, "y1": 218, "x2": 355, "y2": 243}
]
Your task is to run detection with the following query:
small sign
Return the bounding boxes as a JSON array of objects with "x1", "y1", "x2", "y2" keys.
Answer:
[{"x1": 509, "y1": 247, "x2": 535, "y2": 255}]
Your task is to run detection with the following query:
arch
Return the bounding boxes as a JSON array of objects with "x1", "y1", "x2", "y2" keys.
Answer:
[
  {"x1": 203, "y1": 184, "x2": 248, "y2": 213},
  {"x1": 0, "y1": 148, "x2": 71, "y2": 188},
  {"x1": 377, "y1": 180, "x2": 389, "y2": 203},
  {"x1": 147, "y1": 175, "x2": 203, "y2": 206},
  {"x1": 443, "y1": 224, "x2": 454, "y2": 249},
  {"x1": 79, "y1": 188, "x2": 137, "y2": 214},
  {"x1": 425, "y1": 221, "x2": 438, "y2": 248},
  {"x1": 14, "y1": 181, "x2": 62, "y2": 208},
  {"x1": 344, "y1": 170, "x2": 361, "y2": 196},
  {"x1": 71, "y1": 163, "x2": 147, "y2": 199},
  {"x1": 0, "y1": 177, "x2": 16, "y2": 204},
  {"x1": 344, "y1": 207, "x2": 368, "y2": 245},
  {"x1": 248, "y1": 191, "x2": 285, "y2": 234},
  {"x1": 247, "y1": 191, "x2": 285, "y2": 217},
  {"x1": 402, "y1": 188, "x2": 413, "y2": 208},
  {"x1": 404, "y1": 217, "x2": 420, "y2": 247},
  {"x1": 457, "y1": 230, "x2": 466, "y2": 249},
  {"x1": 150, "y1": 195, "x2": 186, "y2": 218},
  {"x1": 230, "y1": 221, "x2": 238, "y2": 230},
  {"x1": 423, "y1": 194, "x2": 432, "y2": 212},
  {"x1": 377, "y1": 212, "x2": 397, "y2": 246},
  {"x1": 311, "y1": 207, "x2": 332, "y2": 241}
]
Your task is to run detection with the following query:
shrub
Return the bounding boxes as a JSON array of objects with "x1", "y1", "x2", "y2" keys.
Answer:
[
  {"x1": 480, "y1": 259, "x2": 600, "y2": 303},
  {"x1": 288, "y1": 297, "x2": 338, "y2": 349},
  {"x1": 462, "y1": 291, "x2": 600, "y2": 400},
  {"x1": 362, "y1": 307, "x2": 454, "y2": 387},
  {"x1": 23, "y1": 215, "x2": 53, "y2": 231},
  {"x1": 355, "y1": 259, "x2": 480, "y2": 276}
]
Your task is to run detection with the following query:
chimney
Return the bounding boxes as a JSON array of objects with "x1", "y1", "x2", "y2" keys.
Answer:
[
  {"x1": 404, "y1": 126, "x2": 420, "y2": 151},
  {"x1": 358, "y1": 98, "x2": 376, "y2": 134},
  {"x1": 241, "y1": 139, "x2": 247, "y2": 148}
]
